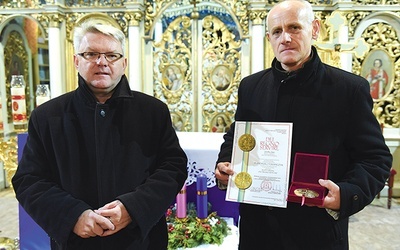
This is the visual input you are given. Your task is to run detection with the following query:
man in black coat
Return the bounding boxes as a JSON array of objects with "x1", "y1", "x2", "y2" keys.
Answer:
[
  {"x1": 215, "y1": 0, "x2": 392, "y2": 249},
  {"x1": 13, "y1": 20, "x2": 188, "y2": 249}
]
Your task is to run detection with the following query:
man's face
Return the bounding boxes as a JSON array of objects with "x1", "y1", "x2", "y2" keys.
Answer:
[
  {"x1": 267, "y1": 2, "x2": 320, "y2": 72},
  {"x1": 374, "y1": 60, "x2": 382, "y2": 68},
  {"x1": 74, "y1": 32, "x2": 127, "y2": 98}
]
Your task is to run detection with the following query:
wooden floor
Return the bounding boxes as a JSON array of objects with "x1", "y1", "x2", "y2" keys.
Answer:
[{"x1": 1, "y1": 188, "x2": 399, "y2": 249}]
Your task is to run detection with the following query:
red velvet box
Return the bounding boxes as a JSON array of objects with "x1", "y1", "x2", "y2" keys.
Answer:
[{"x1": 287, "y1": 153, "x2": 329, "y2": 206}]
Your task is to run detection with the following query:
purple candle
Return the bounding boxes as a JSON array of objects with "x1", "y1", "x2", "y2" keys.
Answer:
[
  {"x1": 196, "y1": 174, "x2": 208, "y2": 219},
  {"x1": 176, "y1": 183, "x2": 187, "y2": 219}
]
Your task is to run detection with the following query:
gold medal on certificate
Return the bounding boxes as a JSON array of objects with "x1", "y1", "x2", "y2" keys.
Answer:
[
  {"x1": 234, "y1": 172, "x2": 252, "y2": 190},
  {"x1": 226, "y1": 121, "x2": 293, "y2": 208},
  {"x1": 238, "y1": 134, "x2": 256, "y2": 152}
]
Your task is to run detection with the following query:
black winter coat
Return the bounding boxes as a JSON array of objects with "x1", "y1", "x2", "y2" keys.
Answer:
[
  {"x1": 13, "y1": 74, "x2": 188, "y2": 249},
  {"x1": 217, "y1": 47, "x2": 392, "y2": 249}
]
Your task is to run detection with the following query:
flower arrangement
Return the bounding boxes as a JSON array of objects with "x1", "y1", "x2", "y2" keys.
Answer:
[{"x1": 166, "y1": 202, "x2": 231, "y2": 249}]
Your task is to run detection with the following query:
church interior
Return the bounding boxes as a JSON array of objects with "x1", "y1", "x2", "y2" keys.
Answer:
[{"x1": 0, "y1": 0, "x2": 399, "y2": 249}]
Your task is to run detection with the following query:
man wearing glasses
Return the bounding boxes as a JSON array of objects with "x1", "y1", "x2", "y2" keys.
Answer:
[{"x1": 13, "y1": 19, "x2": 188, "y2": 249}]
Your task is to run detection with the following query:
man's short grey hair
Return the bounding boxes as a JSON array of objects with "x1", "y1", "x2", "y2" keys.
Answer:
[
  {"x1": 73, "y1": 19, "x2": 125, "y2": 54},
  {"x1": 300, "y1": 0, "x2": 315, "y2": 23},
  {"x1": 267, "y1": 0, "x2": 315, "y2": 31}
]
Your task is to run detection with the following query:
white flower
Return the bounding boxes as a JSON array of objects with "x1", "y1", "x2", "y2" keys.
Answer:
[{"x1": 209, "y1": 217, "x2": 218, "y2": 227}]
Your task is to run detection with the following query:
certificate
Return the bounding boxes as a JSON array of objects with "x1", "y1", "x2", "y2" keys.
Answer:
[{"x1": 226, "y1": 121, "x2": 293, "y2": 208}]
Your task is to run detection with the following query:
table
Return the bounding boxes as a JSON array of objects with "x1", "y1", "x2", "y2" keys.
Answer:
[
  {"x1": 18, "y1": 133, "x2": 50, "y2": 250},
  {"x1": 17, "y1": 132, "x2": 240, "y2": 249},
  {"x1": 176, "y1": 132, "x2": 239, "y2": 224}
]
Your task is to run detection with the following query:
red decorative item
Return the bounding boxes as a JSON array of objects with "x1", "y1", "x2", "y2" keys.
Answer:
[
  {"x1": 10, "y1": 75, "x2": 27, "y2": 126},
  {"x1": 287, "y1": 153, "x2": 329, "y2": 206}
]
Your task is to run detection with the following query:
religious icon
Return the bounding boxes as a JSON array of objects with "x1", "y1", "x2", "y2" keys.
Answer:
[
  {"x1": 211, "y1": 65, "x2": 232, "y2": 91},
  {"x1": 211, "y1": 115, "x2": 230, "y2": 133},
  {"x1": 361, "y1": 49, "x2": 394, "y2": 100},
  {"x1": 10, "y1": 55, "x2": 23, "y2": 76},
  {"x1": 162, "y1": 65, "x2": 183, "y2": 91}
]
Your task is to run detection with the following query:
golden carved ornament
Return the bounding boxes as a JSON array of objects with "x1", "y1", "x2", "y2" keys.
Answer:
[
  {"x1": 249, "y1": 10, "x2": 267, "y2": 26},
  {"x1": 0, "y1": 136, "x2": 18, "y2": 188},
  {"x1": 343, "y1": 11, "x2": 370, "y2": 38},
  {"x1": 144, "y1": 0, "x2": 249, "y2": 37},
  {"x1": 4, "y1": 32, "x2": 31, "y2": 124},
  {"x1": 124, "y1": 11, "x2": 144, "y2": 26},
  {"x1": 33, "y1": 14, "x2": 50, "y2": 38},
  {"x1": 153, "y1": 16, "x2": 192, "y2": 104},
  {"x1": 354, "y1": 0, "x2": 399, "y2": 5},
  {"x1": 47, "y1": 13, "x2": 65, "y2": 28},
  {"x1": 353, "y1": 22, "x2": 400, "y2": 128},
  {"x1": 201, "y1": 15, "x2": 240, "y2": 132},
  {"x1": 152, "y1": 15, "x2": 193, "y2": 131}
]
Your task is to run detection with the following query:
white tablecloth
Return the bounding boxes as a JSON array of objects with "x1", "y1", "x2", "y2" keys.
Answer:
[{"x1": 176, "y1": 132, "x2": 225, "y2": 187}]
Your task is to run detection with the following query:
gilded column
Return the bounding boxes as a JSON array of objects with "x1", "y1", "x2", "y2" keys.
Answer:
[
  {"x1": 249, "y1": 8, "x2": 267, "y2": 74},
  {"x1": 125, "y1": 6, "x2": 144, "y2": 92},
  {"x1": 0, "y1": 43, "x2": 7, "y2": 135},
  {"x1": 46, "y1": 13, "x2": 65, "y2": 98},
  {"x1": 338, "y1": 25, "x2": 353, "y2": 72}
]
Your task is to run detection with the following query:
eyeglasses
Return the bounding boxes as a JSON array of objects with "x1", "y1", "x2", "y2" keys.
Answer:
[{"x1": 77, "y1": 52, "x2": 124, "y2": 63}]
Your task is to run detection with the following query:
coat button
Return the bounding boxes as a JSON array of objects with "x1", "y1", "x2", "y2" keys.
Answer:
[
  {"x1": 353, "y1": 195, "x2": 359, "y2": 201},
  {"x1": 100, "y1": 110, "x2": 106, "y2": 117}
]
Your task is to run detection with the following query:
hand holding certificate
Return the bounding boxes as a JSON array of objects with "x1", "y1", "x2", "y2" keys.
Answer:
[{"x1": 226, "y1": 121, "x2": 293, "y2": 208}]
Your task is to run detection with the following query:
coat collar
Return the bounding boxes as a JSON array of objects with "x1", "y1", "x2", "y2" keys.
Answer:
[
  {"x1": 76, "y1": 74, "x2": 133, "y2": 106},
  {"x1": 271, "y1": 46, "x2": 321, "y2": 85}
]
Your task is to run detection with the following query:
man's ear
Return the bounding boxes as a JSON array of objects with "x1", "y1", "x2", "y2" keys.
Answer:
[
  {"x1": 73, "y1": 54, "x2": 79, "y2": 69},
  {"x1": 123, "y1": 57, "x2": 128, "y2": 70},
  {"x1": 312, "y1": 19, "x2": 321, "y2": 40}
]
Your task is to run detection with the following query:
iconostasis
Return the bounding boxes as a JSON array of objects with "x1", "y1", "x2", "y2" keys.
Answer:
[{"x1": 0, "y1": 0, "x2": 399, "y2": 189}]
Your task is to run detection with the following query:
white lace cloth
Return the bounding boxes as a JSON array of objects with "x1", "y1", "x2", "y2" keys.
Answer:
[{"x1": 177, "y1": 132, "x2": 225, "y2": 188}]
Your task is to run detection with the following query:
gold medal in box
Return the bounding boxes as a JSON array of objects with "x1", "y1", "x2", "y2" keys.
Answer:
[
  {"x1": 238, "y1": 134, "x2": 256, "y2": 152},
  {"x1": 293, "y1": 188, "x2": 319, "y2": 206},
  {"x1": 294, "y1": 188, "x2": 319, "y2": 198}
]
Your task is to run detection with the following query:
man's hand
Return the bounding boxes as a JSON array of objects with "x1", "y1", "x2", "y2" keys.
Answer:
[
  {"x1": 215, "y1": 162, "x2": 234, "y2": 185},
  {"x1": 95, "y1": 200, "x2": 132, "y2": 237},
  {"x1": 73, "y1": 209, "x2": 115, "y2": 238},
  {"x1": 318, "y1": 179, "x2": 341, "y2": 210}
]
